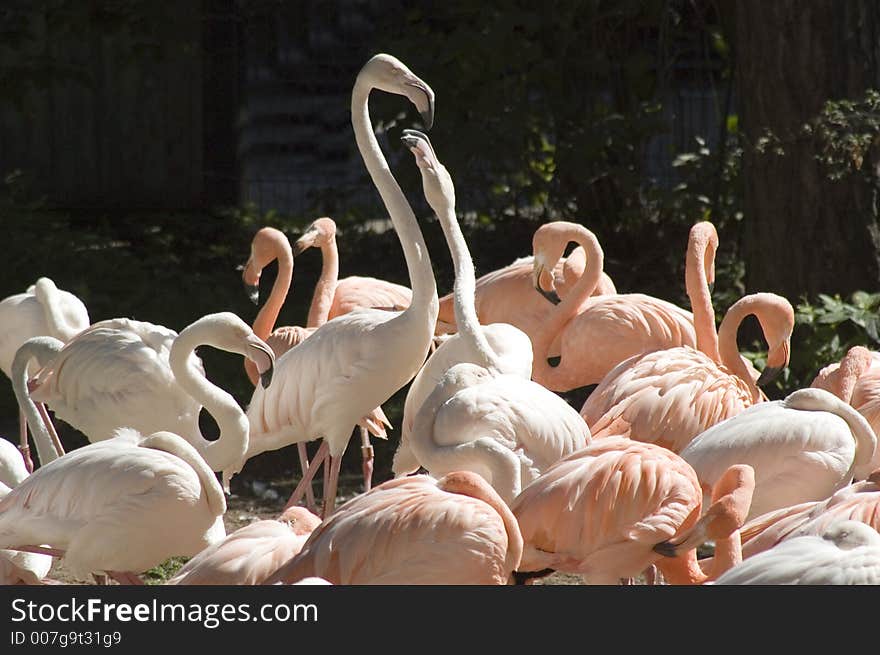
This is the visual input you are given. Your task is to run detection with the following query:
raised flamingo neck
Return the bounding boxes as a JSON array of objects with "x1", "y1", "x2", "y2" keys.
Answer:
[
  {"x1": 170, "y1": 320, "x2": 249, "y2": 476},
  {"x1": 532, "y1": 224, "x2": 604, "y2": 382},
  {"x1": 686, "y1": 223, "x2": 721, "y2": 363},
  {"x1": 306, "y1": 235, "x2": 340, "y2": 328},
  {"x1": 351, "y1": 78, "x2": 437, "y2": 319},
  {"x1": 433, "y1": 195, "x2": 501, "y2": 370}
]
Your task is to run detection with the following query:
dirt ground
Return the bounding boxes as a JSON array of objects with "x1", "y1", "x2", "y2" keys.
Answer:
[{"x1": 44, "y1": 470, "x2": 589, "y2": 586}]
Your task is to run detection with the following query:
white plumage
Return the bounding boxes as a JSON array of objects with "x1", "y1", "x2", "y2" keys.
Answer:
[
  {"x1": 680, "y1": 388, "x2": 878, "y2": 519},
  {"x1": 713, "y1": 520, "x2": 880, "y2": 585}
]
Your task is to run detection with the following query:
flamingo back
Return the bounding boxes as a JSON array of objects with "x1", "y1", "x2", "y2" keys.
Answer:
[{"x1": 511, "y1": 437, "x2": 703, "y2": 582}]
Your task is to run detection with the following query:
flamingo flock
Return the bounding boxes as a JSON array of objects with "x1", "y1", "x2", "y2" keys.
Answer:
[{"x1": 1, "y1": 52, "x2": 879, "y2": 587}]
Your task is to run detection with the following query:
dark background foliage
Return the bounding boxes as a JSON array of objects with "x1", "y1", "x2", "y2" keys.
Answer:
[{"x1": 3, "y1": 0, "x2": 880, "y2": 483}]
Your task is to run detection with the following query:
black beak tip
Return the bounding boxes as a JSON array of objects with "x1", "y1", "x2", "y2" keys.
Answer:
[
  {"x1": 260, "y1": 367, "x2": 274, "y2": 389},
  {"x1": 420, "y1": 108, "x2": 434, "y2": 131},
  {"x1": 757, "y1": 366, "x2": 782, "y2": 386},
  {"x1": 534, "y1": 284, "x2": 562, "y2": 306},
  {"x1": 653, "y1": 541, "x2": 678, "y2": 558},
  {"x1": 292, "y1": 242, "x2": 306, "y2": 257}
]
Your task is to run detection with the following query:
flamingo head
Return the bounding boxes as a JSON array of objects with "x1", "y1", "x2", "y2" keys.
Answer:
[
  {"x1": 756, "y1": 293, "x2": 795, "y2": 386},
  {"x1": 402, "y1": 129, "x2": 454, "y2": 214},
  {"x1": 292, "y1": 217, "x2": 337, "y2": 256},
  {"x1": 531, "y1": 224, "x2": 576, "y2": 305},
  {"x1": 241, "y1": 227, "x2": 290, "y2": 305},
  {"x1": 358, "y1": 54, "x2": 434, "y2": 130}
]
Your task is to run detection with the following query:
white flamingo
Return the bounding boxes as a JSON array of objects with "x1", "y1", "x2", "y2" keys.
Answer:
[
  {"x1": 236, "y1": 54, "x2": 438, "y2": 516},
  {"x1": 18, "y1": 313, "x2": 274, "y2": 484},
  {"x1": 0, "y1": 312, "x2": 275, "y2": 583},
  {"x1": 400, "y1": 130, "x2": 590, "y2": 504},
  {"x1": 0, "y1": 278, "x2": 89, "y2": 470},
  {"x1": 680, "y1": 387, "x2": 878, "y2": 520}
]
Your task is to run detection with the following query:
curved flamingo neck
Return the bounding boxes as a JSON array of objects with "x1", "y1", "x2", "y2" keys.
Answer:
[
  {"x1": 655, "y1": 551, "x2": 709, "y2": 585},
  {"x1": 170, "y1": 323, "x2": 249, "y2": 475},
  {"x1": 246, "y1": 239, "x2": 293, "y2": 386},
  {"x1": 12, "y1": 338, "x2": 64, "y2": 466},
  {"x1": 434, "y1": 201, "x2": 501, "y2": 370},
  {"x1": 251, "y1": 242, "x2": 293, "y2": 342},
  {"x1": 438, "y1": 472, "x2": 524, "y2": 574},
  {"x1": 306, "y1": 236, "x2": 340, "y2": 328},
  {"x1": 717, "y1": 300, "x2": 762, "y2": 403},
  {"x1": 351, "y1": 80, "x2": 437, "y2": 318},
  {"x1": 532, "y1": 225, "x2": 604, "y2": 381},
  {"x1": 686, "y1": 225, "x2": 721, "y2": 363},
  {"x1": 702, "y1": 530, "x2": 743, "y2": 581}
]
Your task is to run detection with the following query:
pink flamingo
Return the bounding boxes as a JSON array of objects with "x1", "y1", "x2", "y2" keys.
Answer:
[
  {"x1": 167, "y1": 506, "x2": 321, "y2": 585},
  {"x1": 434, "y1": 222, "x2": 616, "y2": 343},
  {"x1": 510, "y1": 435, "x2": 753, "y2": 584},
  {"x1": 265, "y1": 471, "x2": 523, "y2": 585},
  {"x1": 651, "y1": 464, "x2": 756, "y2": 584},
  {"x1": 581, "y1": 223, "x2": 794, "y2": 453},
  {"x1": 811, "y1": 345, "x2": 880, "y2": 478},
  {"x1": 528, "y1": 222, "x2": 697, "y2": 392},
  {"x1": 240, "y1": 223, "x2": 397, "y2": 503}
]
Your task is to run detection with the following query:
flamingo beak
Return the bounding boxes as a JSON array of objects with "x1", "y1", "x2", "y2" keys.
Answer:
[
  {"x1": 247, "y1": 338, "x2": 276, "y2": 388},
  {"x1": 756, "y1": 366, "x2": 782, "y2": 386},
  {"x1": 532, "y1": 261, "x2": 562, "y2": 305}
]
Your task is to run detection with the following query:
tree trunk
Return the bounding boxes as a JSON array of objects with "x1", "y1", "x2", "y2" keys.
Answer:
[{"x1": 737, "y1": 0, "x2": 880, "y2": 302}]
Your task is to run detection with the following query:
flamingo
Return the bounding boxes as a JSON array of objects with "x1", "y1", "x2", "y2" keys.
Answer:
[
  {"x1": 738, "y1": 469, "x2": 880, "y2": 559},
  {"x1": 581, "y1": 240, "x2": 794, "y2": 452},
  {"x1": 651, "y1": 463, "x2": 756, "y2": 584},
  {"x1": 0, "y1": 437, "x2": 52, "y2": 584},
  {"x1": 166, "y1": 506, "x2": 321, "y2": 585},
  {"x1": 528, "y1": 223, "x2": 697, "y2": 392},
  {"x1": 234, "y1": 53, "x2": 438, "y2": 517},
  {"x1": 397, "y1": 131, "x2": 589, "y2": 503},
  {"x1": 0, "y1": 277, "x2": 90, "y2": 471},
  {"x1": 434, "y1": 222, "x2": 617, "y2": 341},
  {"x1": 240, "y1": 224, "x2": 395, "y2": 504},
  {"x1": 0, "y1": 312, "x2": 275, "y2": 583},
  {"x1": 20, "y1": 312, "x2": 274, "y2": 485},
  {"x1": 264, "y1": 471, "x2": 523, "y2": 585},
  {"x1": 811, "y1": 345, "x2": 880, "y2": 477},
  {"x1": 510, "y1": 436, "x2": 728, "y2": 584},
  {"x1": 679, "y1": 387, "x2": 878, "y2": 520},
  {"x1": 713, "y1": 520, "x2": 880, "y2": 585}
]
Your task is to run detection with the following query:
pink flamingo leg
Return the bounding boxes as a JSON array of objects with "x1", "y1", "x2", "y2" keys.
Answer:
[
  {"x1": 360, "y1": 426, "x2": 374, "y2": 492},
  {"x1": 13, "y1": 545, "x2": 66, "y2": 558},
  {"x1": 322, "y1": 452, "x2": 343, "y2": 518},
  {"x1": 18, "y1": 408, "x2": 33, "y2": 474},
  {"x1": 296, "y1": 442, "x2": 317, "y2": 513},
  {"x1": 284, "y1": 441, "x2": 328, "y2": 511},
  {"x1": 36, "y1": 402, "x2": 65, "y2": 458},
  {"x1": 322, "y1": 450, "x2": 331, "y2": 504}
]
